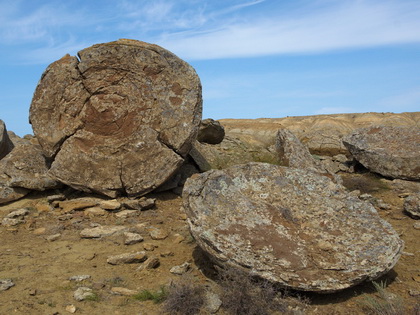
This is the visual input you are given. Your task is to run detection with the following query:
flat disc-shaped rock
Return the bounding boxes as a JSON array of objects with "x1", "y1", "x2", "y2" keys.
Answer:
[
  {"x1": 30, "y1": 39, "x2": 202, "y2": 197},
  {"x1": 183, "y1": 163, "x2": 403, "y2": 292},
  {"x1": 343, "y1": 126, "x2": 420, "y2": 180}
]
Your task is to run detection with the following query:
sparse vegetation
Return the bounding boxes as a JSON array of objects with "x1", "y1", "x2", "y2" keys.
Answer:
[
  {"x1": 161, "y1": 277, "x2": 206, "y2": 315},
  {"x1": 360, "y1": 281, "x2": 410, "y2": 315},
  {"x1": 217, "y1": 267, "x2": 308, "y2": 315},
  {"x1": 132, "y1": 287, "x2": 167, "y2": 304}
]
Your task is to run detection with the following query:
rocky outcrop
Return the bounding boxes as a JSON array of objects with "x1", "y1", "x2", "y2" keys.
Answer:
[
  {"x1": 0, "y1": 120, "x2": 14, "y2": 160},
  {"x1": 30, "y1": 39, "x2": 202, "y2": 198},
  {"x1": 183, "y1": 163, "x2": 403, "y2": 293},
  {"x1": 343, "y1": 126, "x2": 420, "y2": 180},
  {"x1": 0, "y1": 142, "x2": 59, "y2": 191},
  {"x1": 197, "y1": 119, "x2": 225, "y2": 144},
  {"x1": 220, "y1": 112, "x2": 420, "y2": 156}
]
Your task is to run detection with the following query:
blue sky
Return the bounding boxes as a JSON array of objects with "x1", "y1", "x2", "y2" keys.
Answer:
[{"x1": 1, "y1": 0, "x2": 419, "y2": 136}]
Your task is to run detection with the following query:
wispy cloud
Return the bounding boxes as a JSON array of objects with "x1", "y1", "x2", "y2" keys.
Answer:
[
  {"x1": 2, "y1": 0, "x2": 420, "y2": 64},
  {"x1": 156, "y1": 0, "x2": 420, "y2": 59}
]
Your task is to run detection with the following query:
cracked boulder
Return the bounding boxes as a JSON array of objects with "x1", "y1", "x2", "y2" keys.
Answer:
[
  {"x1": 343, "y1": 126, "x2": 420, "y2": 180},
  {"x1": 183, "y1": 163, "x2": 403, "y2": 293},
  {"x1": 29, "y1": 39, "x2": 202, "y2": 197}
]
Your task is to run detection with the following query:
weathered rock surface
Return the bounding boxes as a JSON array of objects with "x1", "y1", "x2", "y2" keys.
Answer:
[
  {"x1": 0, "y1": 142, "x2": 59, "y2": 191},
  {"x1": 197, "y1": 119, "x2": 225, "y2": 144},
  {"x1": 404, "y1": 193, "x2": 420, "y2": 219},
  {"x1": 183, "y1": 163, "x2": 403, "y2": 292},
  {"x1": 73, "y1": 287, "x2": 95, "y2": 301},
  {"x1": 343, "y1": 126, "x2": 420, "y2": 180},
  {"x1": 275, "y1": 128, "x2": 324, "y2": 170},
  {"x1": 0, "y1": 120, "x2": 14, "y2": 160},
  {"x1": 30, "y1": 39, "x2": 202, "y2": 197},
  {"x1": 0, "y1": 180, "x2": 29, "y2": 205}
]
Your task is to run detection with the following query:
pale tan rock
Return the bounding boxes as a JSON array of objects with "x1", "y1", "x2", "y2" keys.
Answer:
[
  {"x1": 80, "y1": 225, "x2": 128, "y2": 238},
  {"x1": 111, "y1": 287, "x2": 137, "y2": 296},
  {"x1": 30, "y1": 39, "x2": 202, "y2": 198},
  {"x1": 124, "y1": 232, "x2": 144, "y2": 245},
  {"x1": 99, "y1": 199, "x2": 121, "y2": 210},
  {"x1": 115, "y1": 210, "x2": 139, "y2": 219},
  {"x1": 150, "y1": 228, "x2": 169, "y2": 240},
  {"x1": 107, "y1": 251, "x2": 147, "y2": 265},
  {"x1": 84, "y1": 206, "x2": 107, "y2": 217},
  {"x1": 59, "y1": 198, "x2": 101, "y2": 213},
  {"x1": 33, "y1": 227, "x2": 47, "y2": 235}
]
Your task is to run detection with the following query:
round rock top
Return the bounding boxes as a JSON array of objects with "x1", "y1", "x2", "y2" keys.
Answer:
[
  {"x1": 183, "y1": 163, "x2": 403, "y2": 293},
  {"x1": 30, "y1": 39, "x2": 202, "y2": 197},
  {"x1": 343, "y1": 126, "x2": 420, "y2": 180}
]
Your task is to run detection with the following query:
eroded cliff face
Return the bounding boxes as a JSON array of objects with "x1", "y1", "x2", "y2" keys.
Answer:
[{"x1": 219, "y1": 112, "x2": 420, "y2": 156}]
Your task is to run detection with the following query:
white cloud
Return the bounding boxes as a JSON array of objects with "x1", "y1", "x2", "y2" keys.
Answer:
[{"x1": 156, "y1": 0, "x2": 420, "y2": 59}]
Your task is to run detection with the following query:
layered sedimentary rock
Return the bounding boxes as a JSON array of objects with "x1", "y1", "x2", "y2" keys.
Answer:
[
  {"x1": 183, "y1": 163, "x2": 403, "y2": 292},
  {"x1": 30, "y1": 39, "x2": 202, "y2": 197}
]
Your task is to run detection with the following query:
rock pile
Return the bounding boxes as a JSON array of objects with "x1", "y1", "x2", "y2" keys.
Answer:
[
  {"x1": 29, "y1": 39, "x2": 202, "y2": 197},
  {"x1": 343, "y1": 126, "x2": 420, "y2": 180},
  {"x1": 183, "y1": 162, "x2": 403, "y2": 293}
]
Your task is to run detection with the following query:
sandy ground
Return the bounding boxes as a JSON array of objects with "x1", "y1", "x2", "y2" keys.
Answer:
[{"x1": 0, "y1": 171, "x2": 419, "y2": 314}]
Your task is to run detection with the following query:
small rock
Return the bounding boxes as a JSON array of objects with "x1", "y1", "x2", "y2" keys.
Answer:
[
  {"x1": 47, "y1": 194, "x2": 66, "y2": 202},
  {"x1": 65, "y1": 304, "x2": 77, "y2": 313},
  {"x1": 73, "y1": 287, "x2": 95, "y2": 301},
  {"x1": 143, "y1": 243, "x2": 156, "y2": 251},
  {"x1": 69, "y1": 275, "x2": 91, "y2": 282},
  {"x1": 124, "y1": 232, "x2": 144, "y2": 245},
  {"x1": 80, "y1": 225, "x2": 128, "y2": 238},
  {"x1": 137, "y1": 256, "x2": 160, "y2": 271},
  {"x1": 84, "y1": 207, "x2": 107, "y2": 217},
  {"x1": 401, "y1": 251, "x2": 414, "y2": 256},
  {"x1": 115, "y1": 210, "x2": 139, "y2": 219},
  {"x1": 173, "y1": 233, "x2": 185, "y2": 244},
  {"x1": 404, "y1": 193, "x2": 420, "y2": 219},
  {"x1": 138, "y1": 197, "x2": 156, "y2": 210},
  {"x1": 28, "y1": 289, "x2": 37, "y2": 296},
  {"x1": 46, "y1": 233, "x2": 61, "y2": 241},
  {"x1": 35, "y1": 203, "x2": 53, "y2": 212},
  {"x1": 170, "y1": 262, "x2": 191, "y2": 275},
  {"x1": 107, "y1": 251, "x2": 148, "y2": 265},
  {"x1": 205, "y1": 291, "x2": 222, "y2": 314},
  {"x1": 413, "y1": 222, "x2": 420, "y2": 230},
  {"x1": 1, "y1": 217, "x2": 24, "y2": 226},
  {"x1": 359, "y1": 193, "x2": 373, "y2": 200},
  {"x1": 6, "y1": 208, "x2": 29, "y2": 218},
  {"x1": 160, "y1": 251, "x2": 174, "y2": 257},
  {"x1": 377, "y1": 200, "x2": 391, "y2": 210},
  {"x1": 150, "y1": 228, "x2": 169, "y2": 240},
  {"x1": 409, "y1": 289, "x2": 420, "y2": 297},
  {"x1": 349, "y1": 190, "x2": 361, "y2": 197},
  {"x1": 0, "y1": 279, "x2": 14, "y2": 291},
  {"x1": 99, "y1": 199, "x2": 121, "y2": 210},
  {"x1": 111, "y1": 287, "x2": 137, "y2": 296},
  {"x1": 59, "y1": 198, "x2": 101, "y2": 213}
]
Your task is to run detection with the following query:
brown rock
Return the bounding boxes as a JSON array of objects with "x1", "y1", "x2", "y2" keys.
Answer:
[
  {"x1": 59, "y1": 197, "x2": 102, "y2": 213},
  {"x1": 0, "y1": 142, "x2": 59, "y2": 202},
  {"x1": 343, "y1": 126, "x2": 420, "y2": 180},
  {"x1": 404, "y1": 193, "x2": 420, "y2": 219},
  {"x1": 0, "y1": 120, "x2": 14, "y2": 160},
  {"x1": 30, "y1": 39, "x2": 202, "y2": 198},
  {"x1": 183, "y1": 163, "x2": 403, "y2": 293},
  {"x1": 150, "y1": 227, "x2": 169, "y2": 240},
  {"x1": 197, "y1": 119, "x2": 225, "y2": 144},
  {"x1": 275, "y1": 128, "x2": 323, "y2": 170}
]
